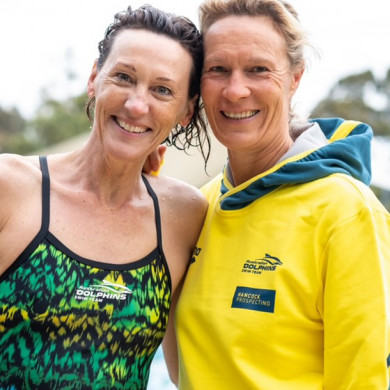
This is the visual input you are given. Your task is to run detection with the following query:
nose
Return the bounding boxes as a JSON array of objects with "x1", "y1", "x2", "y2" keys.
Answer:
[
  {"x1": 124, "y1": 87, "x2": 149, "y2": 115},
  {"x1": 222, "y1": 71, "x2": 250, "y2": 102}
]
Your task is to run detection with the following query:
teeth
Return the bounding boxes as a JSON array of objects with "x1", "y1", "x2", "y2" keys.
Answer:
[
  {"x1": 117, "y1": 118, "x2": 147, "y2": 133},
  {"x1": 223, "y1": 110, "x2": 258, "y2": 119}
]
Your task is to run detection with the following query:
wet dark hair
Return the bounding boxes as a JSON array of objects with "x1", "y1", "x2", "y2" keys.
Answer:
[{"x1": 86, "y1": 4, "x2": 210, "y2": 165}]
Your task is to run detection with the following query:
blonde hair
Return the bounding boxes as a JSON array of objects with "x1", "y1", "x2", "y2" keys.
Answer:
[{"x1": 199, "y1": 0, "x2": 307, "y2": 71}]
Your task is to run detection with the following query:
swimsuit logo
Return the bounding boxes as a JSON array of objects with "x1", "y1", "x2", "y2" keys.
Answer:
[
  {"x1": 241, "y1": 253, "x2": 283, "y2": 275},
  {"x1": 74, "y1": 279, "x2": 133, "y2": 303}
]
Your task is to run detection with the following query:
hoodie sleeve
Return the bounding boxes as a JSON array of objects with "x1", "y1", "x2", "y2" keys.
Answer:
[{"x1": 320, "y1": 178, "x2": 390, "y2": 389}]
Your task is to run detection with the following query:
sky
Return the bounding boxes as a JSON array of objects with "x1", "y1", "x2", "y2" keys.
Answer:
[{"x1": 0, "y1": 0, "x2": 389, "y2": 119}]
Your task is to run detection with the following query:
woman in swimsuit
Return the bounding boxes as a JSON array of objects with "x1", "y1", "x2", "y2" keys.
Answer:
[{"x1": 0, "y1": 5, "x2": 208, "y2": 390}]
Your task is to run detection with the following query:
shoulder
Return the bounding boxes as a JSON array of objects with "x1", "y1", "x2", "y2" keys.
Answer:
[
  {"x1": 200, "y1": 173, "x2": 223, "y2": 201},
  {"x1": 0, "y1": 154, "x2": 42, "y2": 209},
  {"x1": 0, "y1": 153, "x2": 42, "y2": 229},
  {"x1": 305, "y1": 174, "x2": 390, "y2": 231},
  {"x1": 0, "y1": 153, "x2": 41, "y2": 187},
  {"x1": 321, "y1": 173, "x2": 387, "y2": 213},
  {"x1": 145, "y1": 174, "x2": 208, "y2": 250},
  {"x1": 0, "y1": 152, "x2": 40, "y2": 169},
  {"x1": 145, "y1": 174, "x2": 208, "y2": 216},
  {"x1": 144, "y1": 175, "x2": 208, "y2": 291}
]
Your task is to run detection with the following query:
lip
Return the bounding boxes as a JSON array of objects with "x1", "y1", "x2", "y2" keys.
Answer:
[
  {"x1": 114, "y1": 117, "x2": 150, "y2": 134},
  {"x1": 221, "y1": 110, "x2": 259, "y2": 120}
]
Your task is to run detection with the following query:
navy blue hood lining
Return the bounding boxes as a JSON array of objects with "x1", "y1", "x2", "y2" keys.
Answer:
[{"x1": 220, "y1": 118, "x2": 373, "y2": 211}]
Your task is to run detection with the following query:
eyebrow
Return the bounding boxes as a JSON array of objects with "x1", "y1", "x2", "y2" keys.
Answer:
[
  {"x1": 115, "y1": 61, "x2": 136, "y2": 72},
  {"x1": 115, "y1": 61, "x2": 175, "y2": 83},
  {"x1": 205, "y1": 54, "x2": 270, "y2": 63},
  {"x1": 203, "y1": 55, "x2": 224, "y2": 63},
  {"x1": 156, "y1": 76, "x2": 175, "y2": 83}
]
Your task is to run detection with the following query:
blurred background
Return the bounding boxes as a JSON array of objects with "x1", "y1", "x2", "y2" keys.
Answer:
[
  {"x1": 1, "y1": 0, "x2": 389, "y2": 198},
  {"x1": 1, "y1": 1, "x2": 389, "y2": 388}
]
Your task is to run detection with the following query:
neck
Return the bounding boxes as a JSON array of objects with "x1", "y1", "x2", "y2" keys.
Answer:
[
  {"x1": 53, "y1": 146, "x2": 147, "y2": 208},
  {"x1": 227, "y1": 136, "x2": 293, "y2": 186}
]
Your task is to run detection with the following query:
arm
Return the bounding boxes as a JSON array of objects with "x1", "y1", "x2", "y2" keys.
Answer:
[
  {"x1": 158, "y1": 177, "x2": 208, "y2": 386},
  {"x1": 162, "y1": 280, "x2": 184, "y2": 387},
  {"x1": 323, "y1": 203, "x2": 390, "y2": 389}
]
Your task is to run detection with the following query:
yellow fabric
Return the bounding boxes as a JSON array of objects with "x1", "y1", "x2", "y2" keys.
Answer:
[
  {"x1": 176, "y1": 173, "x2": 390, "y2": 389},
  {"x1": 329, "y1": 120, "x2": 362, "y2": 142}
]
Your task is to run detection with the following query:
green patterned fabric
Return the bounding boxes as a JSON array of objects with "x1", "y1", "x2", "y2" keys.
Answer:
[{"x1": 0, "y1": 235, "x2": 171, "y2": 390}]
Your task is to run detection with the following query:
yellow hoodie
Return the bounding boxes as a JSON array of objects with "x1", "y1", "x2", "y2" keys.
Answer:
[{"x1": 177, "y1": 118, "x2": 390, "y2": 389}]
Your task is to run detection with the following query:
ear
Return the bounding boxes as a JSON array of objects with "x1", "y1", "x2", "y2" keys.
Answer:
[
  {"x1": 87, "y1": 60, "x2": 99, "y2": 98},
  {"x1": 179, "y1": 94, "x2": 198, "y2": 127},
  {"x1": 289, "y1": 65, "x2": 305, "y2": 97}
]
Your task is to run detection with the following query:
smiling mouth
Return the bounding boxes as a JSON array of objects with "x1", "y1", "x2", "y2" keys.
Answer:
[
  {"x1": 115, "y1": 117, "x2": 149, "y2": 133},
  {"x1": 222, "y1": 110, "x2": 259, "y2": 120}
]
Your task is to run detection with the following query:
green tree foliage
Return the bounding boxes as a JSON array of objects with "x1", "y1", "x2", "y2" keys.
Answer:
[
  {"x1": 0, "y1": 48, "x2": 90, "y2": 154},
  {"x1": 0, "y1": 92, "x2": 90, "y2": 154},
  {"x1": 311, "y1": 68, "x2": 390, "y2": 137},
  {"x1": 0, "y1": 107, "x2": 25, "y2": 136},
  {"x1": 29, "y1": 92, "x2": 90, "y2": 149},
  {"x1": 371, "y1": 186, "x2": 390, "y2": 212},
  {"x1": 311, "y1": 68, "x2": 390, "y2": 210},
  {"x1": 0, "y1": 107, "x2": 33, "y2": 153}
]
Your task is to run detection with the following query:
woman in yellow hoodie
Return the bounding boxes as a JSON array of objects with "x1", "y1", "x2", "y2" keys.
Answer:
[{"x1": 165, "y1": 0, "x2": 390, "y2": 389}]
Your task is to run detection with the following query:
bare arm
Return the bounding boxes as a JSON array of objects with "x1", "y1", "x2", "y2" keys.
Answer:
[
  {"x1": 156, "y1": 176, "x2": 208, "y2": 386},
  {"x1": 0, "y1": 154, "x2": 41, "y2": 276},
  {"x1": 162, "y1": 280, "x2": 184, "y2": 387}
]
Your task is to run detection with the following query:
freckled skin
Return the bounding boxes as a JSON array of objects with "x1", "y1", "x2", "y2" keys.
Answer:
[
  {"x1": 201, "y1": 15, "x2": 303, "y2": 184},
  {"x1": 88, "y1": 29, "x2": 196, "y2": 165}
]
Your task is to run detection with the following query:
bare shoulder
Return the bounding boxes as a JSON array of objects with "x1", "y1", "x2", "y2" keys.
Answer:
[
  {"x1": 0, "y1": 153, "x2": 41, "y2": 189},
  {"x1": 0, "y1": 154, "x2": 43, "y2": 274},
  {"x1": 144, "y1": 174, "x2": 208, "y2": 249},
  {"x1": 145, "y1": 174, "x2": 208, "y2": 217},
  {"x1": 0, "y1": 153, "x2": 40, "y2": 172},
  {"x1": 0, "y1": 154, "x2": 41, "y2": 218},
  {"x1": 143, "y1": 175, "x2": 208, "y2": 291}
]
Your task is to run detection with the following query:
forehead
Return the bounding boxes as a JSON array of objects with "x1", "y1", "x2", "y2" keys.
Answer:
[
  {"x1": 107, "y1": 28, "x2": 193, "y2": 70},
  {"x1": 204, "y1": 15, "x2": 286, "y2": 54}
]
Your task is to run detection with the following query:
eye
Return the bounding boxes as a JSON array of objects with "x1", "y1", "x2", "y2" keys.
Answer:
[
  {"x1": 251, "y1": 66, "x2": 268, "y2": 73},
  {"x1": 116, "y1": 72, "x2": 133, "y2": 83},
  {"x1": 209, "y1": 66, "x2": 226, "y2": 73},
  {"x1": 154, "y1": 86, "x2": 172, "y2": 96}
]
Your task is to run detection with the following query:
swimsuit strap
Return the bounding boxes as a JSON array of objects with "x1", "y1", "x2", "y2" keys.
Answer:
[
  {"x1": 39, "y1": 156, "x2": 50, "y2": 233},
  {"x1": 36, "y1": 160, "x2": 163, "y2": 254},
  {"x1": 142, "y1": 175, "x2": 163, "y2": 254}
]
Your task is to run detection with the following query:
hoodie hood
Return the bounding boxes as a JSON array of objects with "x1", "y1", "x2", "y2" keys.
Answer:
[{"x1": 219, "y1": 118, "x2": 373, "y2": 210}]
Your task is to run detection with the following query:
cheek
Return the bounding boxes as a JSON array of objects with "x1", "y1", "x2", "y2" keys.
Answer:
[
  {"x1": 97, "y1": 88, "x2": 126, "y2": 111},
  {"x1": 273, "y1": 71, "x2": 296, "y2": 96},
  {"x1": 156, "y1": 104, "x2": 182, "y2": 134},
  {"x1": 94, "y1": 95, "x2": 111, "y2": 117},
  {"x1": 258, "y1": 78, "x2": 290, "y2": 107},
  {"x1": 263, "y1": 74, "x2": 284, "y2": 91},
  {"x1": 201, "y1": 78, "x2": 218, "y2": 101}
]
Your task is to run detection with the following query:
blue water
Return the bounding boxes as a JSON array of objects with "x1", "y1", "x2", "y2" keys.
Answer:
[{"x1": 147, "y1": 347, "x2": 176, "y2": 390}]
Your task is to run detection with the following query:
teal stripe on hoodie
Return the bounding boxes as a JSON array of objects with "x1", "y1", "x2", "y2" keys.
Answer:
[{"x1": 220, "y1": 117, "x2": 373, "y2": 211}]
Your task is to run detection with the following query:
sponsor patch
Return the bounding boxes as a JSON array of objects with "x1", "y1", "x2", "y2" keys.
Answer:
[{"x1": 232, "y1": 286, "x2": 276, "y2": 313}]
